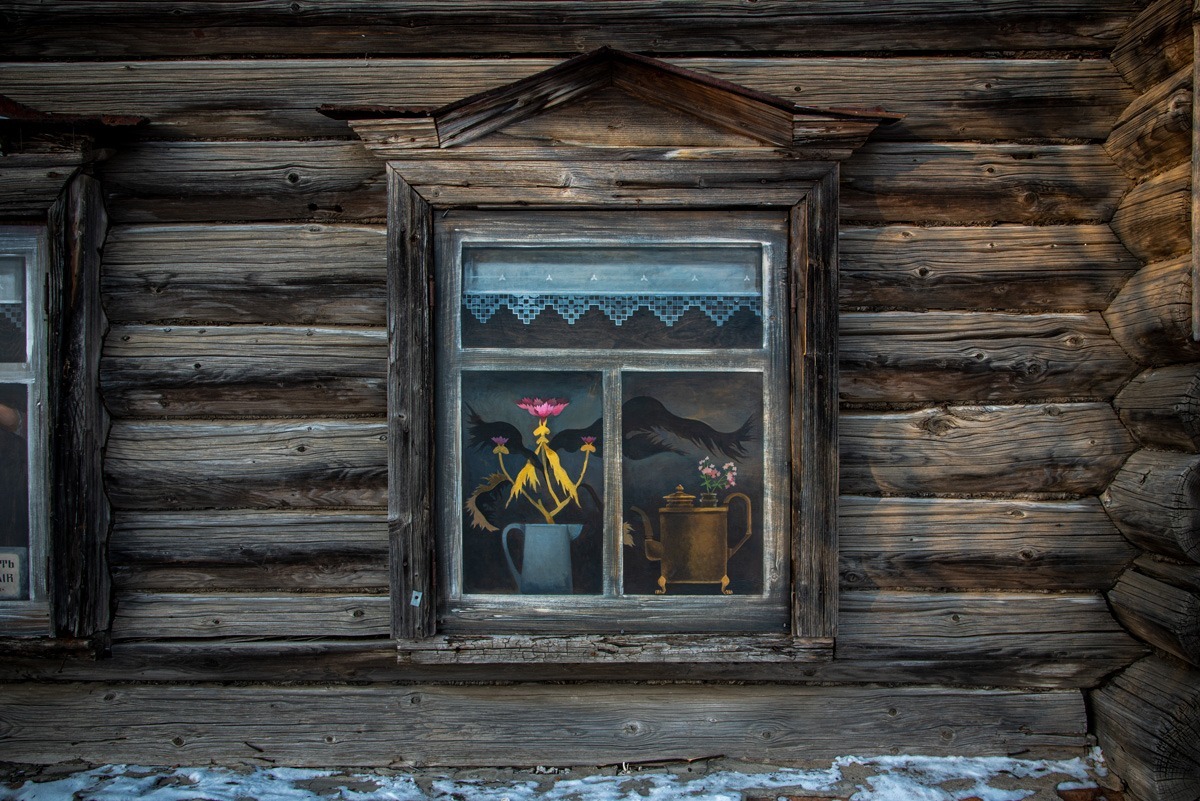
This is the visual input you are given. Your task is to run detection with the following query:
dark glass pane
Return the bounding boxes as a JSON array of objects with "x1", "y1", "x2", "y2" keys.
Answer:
[
  {"x1": 621, "y1": 372, "x2": 763, "y2": 596},
  {"x1": 0, "y1": 257, "x2": 26, "y2": 364},
  {"x1": 0, "y1": 384, "x2": 29, "y2": 600},
  {"x1": 460, "y1": 370, "x2": 604, "y2": 595},
  {"x1": 461, "y1": 245, "x2": 763, "y2": 350}
]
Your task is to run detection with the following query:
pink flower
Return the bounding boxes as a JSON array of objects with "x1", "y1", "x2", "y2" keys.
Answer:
[
  {"x1": 517, "y1": 397, "x2": 570, "y2": 419},
  {"x1": 581, "y1": 436, "x2": 596, "y2": 445},
  {"x1": 491, "y1": 436, "x2": 508, "y2": 446}
]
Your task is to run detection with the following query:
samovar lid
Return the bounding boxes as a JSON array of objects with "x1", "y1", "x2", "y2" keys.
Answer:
[{"x1": 662, "y1": 485, "x2": 696, "y2": 508}]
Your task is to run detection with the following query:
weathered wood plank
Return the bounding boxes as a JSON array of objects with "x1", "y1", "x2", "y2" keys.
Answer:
[
  {"x1": 1133, "y1": 554, "x2": 1200, "y2": 594},
  {"x1": 104, "y1": 419, "x2": 388, "y2": 510},
  {"x1": 47, "y1": 174, "x2": 112, "y2": 637},
  {"x1": 101, "y1": 325, "x2": 387, "y2": 417},
  {"x1": 0, "y1": 638, "x2": 1138, "y2": 688},
  {"x1": 839, "y1": 496, "x2": 1136, "y2": 591},
  {"x1": 111, "y1": 593, "x2": 391, "y2": 639},
  {"x1": 839, "y1": 224, "x2": 1137, "y2": 312},
  {"x1": 839, "y1": 143, "x2": 1127, "y2": 225},
  {"x1": 840, "y1": 403, "x2": 1135, "y2": 496},
  {"x1": 1093, "y1": 656, "x2": 1200, "y2": 801},
  {"x1": 1105, "y1": 65, "x2": 1193, "y2": 180},
  {"x1": 837, "y1": 591, "x2": 1142, "y2": 664},
  {"x1": 0, "y1": 2, "x2": 1138, "y2": 58},
  {"x1": 1111, "y1": 0, "x2": 1194, "y2": 92},
  {"x1": 839, "y1": 311, "x2": 1134, "y2": 404},
  {"x1": 109, "y1": 510, "x2": 388, "y2": 591},
  {"x1": 102, "y1": 223, "x2": 386, "y2": 325},
  {"x1": 1114, "y1": 364, "x2": 1200, "y2": 452},
  {"x1": 100, "y1": 140, "x2": 388, "y2": 223},
  {"x1": 0, "y1": 682, "x2": 1089, "y2": 767},
  {"x1": 1103, "y1": 255, "x2": 1200, "y2": 366},
  {"x1": 0, "y1": 151, "x2": 82, "y2": 219},
  {"x1": 1109, "y1": 569, "x2": 1200, "y2": 666},
  {"x1": 1101, "y1": 449, "x2": 1200, "y2": 564},
  {"x1": 0, "y1": 58, "x2": 1132, "y2": 143},
  {"x1": 1109, "y1": 161, "x2": 1191, "y2": 263}
]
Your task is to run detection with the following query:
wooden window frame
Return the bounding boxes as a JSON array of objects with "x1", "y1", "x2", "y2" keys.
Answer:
[{"x1": 387, "y1": 160, "x2": 840, "y2": 666}]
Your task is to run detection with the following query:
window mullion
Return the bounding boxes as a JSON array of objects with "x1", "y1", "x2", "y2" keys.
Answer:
[{"x1": 602, "y1": 366, "x2": 623, "y2": 598}]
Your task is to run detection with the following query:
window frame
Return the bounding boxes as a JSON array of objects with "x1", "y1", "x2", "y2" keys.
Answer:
[
  {"x1": 387, "y1": 161, "x2": 840, "y2": 665},
  {"x1": 0, "y1": 225, "x2": 52, "y2": 636}
]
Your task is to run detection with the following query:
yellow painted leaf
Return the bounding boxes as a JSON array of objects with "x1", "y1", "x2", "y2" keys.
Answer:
[
  {"x1": 507, "y1": 460, "x2": 539, "y2": 506},
  {"x1": 545, "y1": 448, "x2": 579, "y2": 505},
  {"x1": 465, "y1": 473, "x2": 508, "y2": 532}
]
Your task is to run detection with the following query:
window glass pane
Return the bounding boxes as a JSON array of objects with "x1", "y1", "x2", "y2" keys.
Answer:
[
  {"x1": 0, "y1": 383, "x2": 29, "y2": 600},
  {"x1": 461, "y1": 245, "x2": 763, "y2": 350},
  {"x1": 621, "y1": 372, "x2": 764, "y2": 596},
  {"x1": 0, "y1": 256, "x2": 26, "y2": 364},
  {"x1": 460, "y1": 370, "x2": 604, "y2": 595}
]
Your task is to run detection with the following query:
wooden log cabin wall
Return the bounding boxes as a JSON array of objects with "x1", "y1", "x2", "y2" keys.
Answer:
[{"x1": 0, "y1": 2, "x2": 1195, "y2": 795}]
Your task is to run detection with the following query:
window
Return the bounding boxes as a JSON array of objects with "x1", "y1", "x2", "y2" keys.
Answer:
[
  {"x1": 436, "y1": 211, "x2": 789, "y2": 633},
  {"x1": 0, "y1": 227, "x2": 50, "y2": 634}
]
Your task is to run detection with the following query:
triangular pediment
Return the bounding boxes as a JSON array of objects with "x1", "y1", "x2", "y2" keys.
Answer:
[{"x1": 321, "y1": 48, "x2": 900, "y2": 157}]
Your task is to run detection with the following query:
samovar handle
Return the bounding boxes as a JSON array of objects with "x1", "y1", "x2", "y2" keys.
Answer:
[{"x1": 723, "y1": 492, "x2": 753, "y2": 558}]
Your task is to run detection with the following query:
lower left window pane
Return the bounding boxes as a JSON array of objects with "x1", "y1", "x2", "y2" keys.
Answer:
[
  {"x1": 0, "y1": 383, "x2": 30, "y2": 600},
  {"x1": 459, "y1": 370, "x2": 605, "y2": 595}
]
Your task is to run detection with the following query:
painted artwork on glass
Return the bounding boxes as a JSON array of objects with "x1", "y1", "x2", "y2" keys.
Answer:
[
  {"x1": 0, "y1": 383, "x2": 29, "y2": 600},
  {"x1": 460, "y1": 245, "x2": 763, "y2": 350},
  {"x1": 0, "y1": 256, "x2": 26, "y2": 364},
  {"x1": 460, "y1": 370, "x2": 604, "y2": 595},
  {"x1": 621, "y1": 372, "x2": 763, "y2": 596}
]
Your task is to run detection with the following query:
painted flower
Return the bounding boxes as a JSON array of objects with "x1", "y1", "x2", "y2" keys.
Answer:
[
  {"x1": 517, "y1": 397, "x2": 570, "y2": 419},
  {"x1": 491, "y1": 436, "x2": 509, "y2": 455},
  {"x1": 580, "y1": 435, "x2": 597, "y2": 454}
]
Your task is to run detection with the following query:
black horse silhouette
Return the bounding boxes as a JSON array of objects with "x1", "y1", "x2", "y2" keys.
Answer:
[{"x1": 466, "y1": 395, "x2": 754, "y2": 462}]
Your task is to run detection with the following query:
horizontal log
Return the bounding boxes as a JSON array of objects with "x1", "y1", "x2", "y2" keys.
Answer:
[
  {"x1": 1109, "y1": 161, "x2": 1191, "y2": 263},
  {"x1": 837, "y1": 591, "x2": 1143, "y2": 665},
  {"x1": 838, "y1": 224, "x2": 1137, "y2": 312},
  {"x1": 1092, "y1": 656, "x2": 1200, "y2": 801},
  {"x1": 0, "y1": 682, "x2": 1089, "y2": 767},
  {"x1": 102, "y1": 223, "x2": 386, "y2": 325},
  {"x1": 840, "y1": 403, "x2": 1135, "y2": 496},
  {"x1": 99, "y1": 140, "x2": 1129, "y2": 225},
  {"x1": 0, "y1": 637, "x2": 1141, "y2": 688},
  {"x1": 1103, "y1": 255, "x2": 1200, "y2": 366},
  {"x1": 1114, "y1": 364, "x2": 1200, "y2": 452},
  {"x1": 101, "y1": 325, "x2": 387, "y2": 417},
  {"x1": 104, "y1": 419, "x2": 388, "y2": 509},
  {"x1": 1109, "y1": 569, "x2": 1200, "y2": 666},
  {"x1": 100, "y1": 140, "x2": 387, "y2": 223},
  {"x1": 0, "y1": 58, "x2": 1131, "y2": 142},
  {"x1": 839, "y1": 143, "x2": 1127, "y2": 225},
  {"x1": 109, "y1": 510, "x2": 388, "y2": 591},
  {"x1": 0, "y1": 151, "x2": 82, "y2": 218},
  {"x1": 1110, "y1": 0, "x2": 1194, "y2": 92},
  {"x1": 1101, "y1": 449, "x2": 1200, "y2": 563},
  {"x1": 111, "y1": 593, "x2": 391, "y2": 639},
  {"x1": 1133, "y1": 555, "x2": 1200, "y2": 594},
  {"x1": 0, "y1": 2, "x2": 1137, "y2": 58},
  {"x1": 839, "y1": 496, "x2": 1135, "y2": 591},
  {"x1": 839, "y1": 311, "x2": 1134, "y2": 404},
  {"x1": 1105, "y1": 65, "x2": 1193, "y2": 179}
]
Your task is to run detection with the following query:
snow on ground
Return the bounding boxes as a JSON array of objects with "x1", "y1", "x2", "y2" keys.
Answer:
[{"x1": 0, "y1": 751, "x2": 1110, "y2": 801}]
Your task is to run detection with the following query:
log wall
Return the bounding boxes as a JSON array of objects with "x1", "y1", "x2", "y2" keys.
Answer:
[
  {"x1": 0, "y1": 0, "x2": 1156, "y2": 771},
  {"x1": 1093, "y1": 1, "x2": 1200, "y2": 799}
]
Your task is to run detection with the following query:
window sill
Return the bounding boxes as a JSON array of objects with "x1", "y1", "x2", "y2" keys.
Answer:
[
  {"x1": 0, "y1": 600, "x2": 51, "y2": 637},
  {"x1": 396, "y1": 634, "x2": 834, "y2": 665}
]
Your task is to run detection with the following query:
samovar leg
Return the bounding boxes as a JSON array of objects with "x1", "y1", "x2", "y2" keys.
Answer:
[
  {"x1": 720, "y1": 575, "x2": 732, "y2": 595},
  {"x1": 655, "y1": 574, "x2": 667, "y2": 594}
]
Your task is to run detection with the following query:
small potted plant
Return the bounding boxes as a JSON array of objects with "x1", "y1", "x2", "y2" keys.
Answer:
[{"x1": 697, "y1": 456, "x2": 737, "y2": 506}]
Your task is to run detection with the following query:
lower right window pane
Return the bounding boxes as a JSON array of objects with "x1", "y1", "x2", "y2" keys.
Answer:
[{"x1": 621, "y1": 371, "x2": 764, "y2": 597}]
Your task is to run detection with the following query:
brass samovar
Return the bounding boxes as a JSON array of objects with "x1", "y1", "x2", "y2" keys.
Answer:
[{"x1": 629, "y1": 485, "x2": 752, "y2": 595}]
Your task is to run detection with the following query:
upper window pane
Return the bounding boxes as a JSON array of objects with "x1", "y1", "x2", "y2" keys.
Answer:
[
  {"x1": 0, "y1": 256, "x2": 27, "y2": 364},
  {"x1": 461, "y1": 244, "x2": 763, "y2": 350}
]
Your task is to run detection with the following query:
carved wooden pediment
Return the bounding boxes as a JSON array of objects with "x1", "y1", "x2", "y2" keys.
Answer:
[{"x1": 321, "y1": 47, "x2": 899, "y2": 160}]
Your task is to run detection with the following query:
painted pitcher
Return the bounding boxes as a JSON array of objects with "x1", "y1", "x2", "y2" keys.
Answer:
[
  {"x1": 630, "y1": 486, "x2": 752, "y2": 595},
  {"x1": 501, "y1": 522, "x2": 583, "y2": 594}
]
